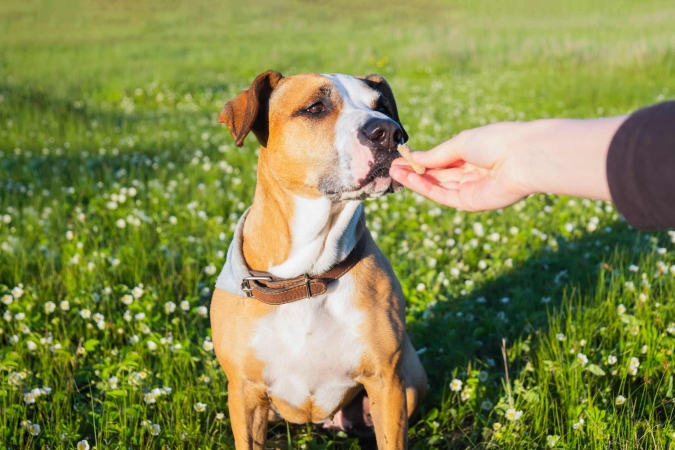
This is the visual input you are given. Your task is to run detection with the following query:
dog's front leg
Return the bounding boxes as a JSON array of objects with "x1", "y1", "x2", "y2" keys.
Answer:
[
  {"x1": 362, "y1": 372, "x2": 408, "y2": 450},
  {"x1": 227, "y1": 379, "x2": 270, "y2": 450}
]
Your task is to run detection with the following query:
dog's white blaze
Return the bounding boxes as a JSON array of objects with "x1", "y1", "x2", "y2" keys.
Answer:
[
  {"x1": 251, "y1": 273, "x2": 365, "y2": 416},
  {"x1": 268, "y1": 195, "x2": 362, "y2": 278},
  {"x1": 323, "y1": 74, "x2": 389, "y2": 189}
]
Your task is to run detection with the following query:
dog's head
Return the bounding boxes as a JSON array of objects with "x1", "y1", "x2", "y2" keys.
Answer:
[{"x1": 218, "y1": 71, "x2": 408, "y2": 201}]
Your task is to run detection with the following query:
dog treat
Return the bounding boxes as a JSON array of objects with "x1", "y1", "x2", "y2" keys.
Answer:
[{"x1": 397, "y1": 143, "x2": 426, "y2": 175}]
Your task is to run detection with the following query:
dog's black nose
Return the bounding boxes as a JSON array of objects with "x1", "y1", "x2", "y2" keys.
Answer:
[{"x1": 360, "y1": 118, "x2": 403, "y2": 152}]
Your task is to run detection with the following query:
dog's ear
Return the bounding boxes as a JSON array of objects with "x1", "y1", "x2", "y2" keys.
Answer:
[
  {"x1": 218, "y1": 70, "x2": 284, "y2": 147},
  {"x1": 358, "y1": 74, "x2": 409, "y2": 143}
]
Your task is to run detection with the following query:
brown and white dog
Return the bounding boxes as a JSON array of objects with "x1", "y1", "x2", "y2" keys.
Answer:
[{"x1": 210, "y1": 71, "x2": 427, "y2": 450}]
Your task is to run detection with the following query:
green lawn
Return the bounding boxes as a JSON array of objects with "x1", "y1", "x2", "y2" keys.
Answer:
[{"x1": 2, "y1": 0, "x2": 675, "y2": 448}]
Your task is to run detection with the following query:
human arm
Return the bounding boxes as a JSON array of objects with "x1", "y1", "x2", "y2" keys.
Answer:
[{"x1": 389, "y1": 116, "x2": 626, "y2": 212}]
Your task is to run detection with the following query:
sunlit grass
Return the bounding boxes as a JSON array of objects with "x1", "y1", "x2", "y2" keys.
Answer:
[{"x1": 2, "y1": 0, "x2": 675, "y2": 448}]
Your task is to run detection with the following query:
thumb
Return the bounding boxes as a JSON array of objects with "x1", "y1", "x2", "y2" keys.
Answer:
[{"x1": 411, "y1": 135, "x2": 465, "y2": 169}]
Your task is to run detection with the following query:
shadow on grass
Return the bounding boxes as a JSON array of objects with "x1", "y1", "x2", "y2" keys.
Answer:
[{"x1": 411, "y1": 219, "x2": 644, "y2": 398}]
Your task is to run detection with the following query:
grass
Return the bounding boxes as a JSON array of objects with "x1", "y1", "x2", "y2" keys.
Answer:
[{"x1": 1, "y1": 0, "x2": 675, "y2": 448}]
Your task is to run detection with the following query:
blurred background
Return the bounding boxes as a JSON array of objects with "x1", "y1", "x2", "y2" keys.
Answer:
[{"x1": 2, "y1": 1, "x2": 675, "y2": 448}]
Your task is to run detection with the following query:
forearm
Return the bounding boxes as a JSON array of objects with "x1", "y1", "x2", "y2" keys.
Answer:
[{"x1": 519, "y1": 117, "x2": 627, "y2": 201}]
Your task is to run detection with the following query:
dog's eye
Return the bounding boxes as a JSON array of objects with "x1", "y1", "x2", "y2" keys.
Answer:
[
  {"x1": 305, "y1": 102, "x2": 326, "y2": 114},
  {"x1": 375, "y1": 103, "x2": 390, "y2": 116}
]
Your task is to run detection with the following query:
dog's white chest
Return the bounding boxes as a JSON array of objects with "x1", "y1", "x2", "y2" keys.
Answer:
[{"x1": 250, "y1": 273, "x2": 364, "y2": 415}]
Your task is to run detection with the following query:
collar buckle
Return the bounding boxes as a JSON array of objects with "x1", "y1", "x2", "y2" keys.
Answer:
[{"x1": 241, "y1": 276, "x2": 272, "y2": 298}]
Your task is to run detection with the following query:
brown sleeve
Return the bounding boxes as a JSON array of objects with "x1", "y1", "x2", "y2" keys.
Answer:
[{"x1": 607, "y1": 101, "x2": 675, "y2": 231}]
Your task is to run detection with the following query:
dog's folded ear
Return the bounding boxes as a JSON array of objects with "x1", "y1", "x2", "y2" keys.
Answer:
[
  {"x1": 218, "y1": 70, "x2": 284, "y2": 147},
  {"x1": 358, "y1": 74, "x2": 409, "y2": 143}
]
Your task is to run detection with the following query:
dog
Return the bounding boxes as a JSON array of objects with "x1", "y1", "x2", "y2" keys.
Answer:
[{"x1": 210, "y1": 70, "x2": 427, "y2": 450}]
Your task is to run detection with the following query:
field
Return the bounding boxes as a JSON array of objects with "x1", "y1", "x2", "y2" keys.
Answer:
[{"x1": 2, "y1": 0, "x2": 675, "y2": 448}]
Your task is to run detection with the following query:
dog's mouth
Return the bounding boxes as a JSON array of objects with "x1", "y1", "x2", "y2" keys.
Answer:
[{"x1": 358, "y1": 150, "x2": 401, "y2": 188}]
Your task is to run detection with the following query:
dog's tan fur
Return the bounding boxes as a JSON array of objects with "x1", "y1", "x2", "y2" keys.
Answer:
[{"x1": 211, "y1": 71, "x2": 427, "y2": 449}]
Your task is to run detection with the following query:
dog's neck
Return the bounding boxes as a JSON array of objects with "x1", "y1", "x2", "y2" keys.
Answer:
[{"x1": 242, "y1": 156, "x2": 365, "y2": 279}]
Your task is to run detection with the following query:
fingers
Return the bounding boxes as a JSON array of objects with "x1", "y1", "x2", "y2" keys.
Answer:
[
  {"x1": 390, "y1": 165, "x2": 464, "y2": 208},
  {"x1": 410, "y1": 134, "x2": 467, "y2": 169}
]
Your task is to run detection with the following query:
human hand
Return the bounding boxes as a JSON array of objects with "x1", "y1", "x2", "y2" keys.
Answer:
[{"x1": 389, "y1": 122, "x2": 534, "y2": 212}]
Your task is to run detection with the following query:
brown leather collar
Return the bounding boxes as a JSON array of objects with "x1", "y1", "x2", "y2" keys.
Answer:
[{"x1": 240, "y1": 235, "x2": 367, "y2": 305}]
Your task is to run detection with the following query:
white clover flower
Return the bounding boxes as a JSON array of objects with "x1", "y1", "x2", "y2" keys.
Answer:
[
  {"x1": 115, "y1": 218, "x2": 127, "y2": 229},
  {"x1": 129, "y1": 335, "x2": 139, "y2": 344},
  {"x1": 80, "y1": 309, "x2": 91, "y2": 319},
  {"x1": 111, "y1": 258, "x2": 121, "y2": 267},
  {"x1": 615, "y1": 395, "x2": 626, "y2": 405},
  {"x1": 449, "y1": 379, "x2": 462, "y2": 392},
  {"x1": 11, "y1": 286, "x2": 24, "y2": 298},
  {"x1": 505, "y1": 408, "x2": 523, "y2": 421},
  {"x1": 194, "y1": 402, "x2": 207, "y2": 412},
  {"x1": 477, "y1": 260, "x2": 487, "y2": 270},
  {"x1": 93, "y1": 313, "x2": 104, "y2": 322},
  {"x1": 617, "y1": 304, "x2": 626, "y2": 314},
  {"x1": 473, "y1": 222, "x2": 485, "y2": 237},
  {"x1": 147, "y1": 341, "x2": 158, "y2": 351},
  {"x1": 629, "y1": 357, "x2": 640, "y2": 369},
  {"x1": 60, "y1": 300, "x2": 70, "y2": 311},
  {"x1": 607, "y1": 355, "x2": 617, "y2": 365},
  {"x1": 416, "y1": 283, "x2": 426, "y2": 292},
  {"x1": 641, "y1": 345, "x2": 648, "y2": 354},
  {"x1": 478, "y1": 371, "x2": 488, "y2": 382},
  {"x1": 196, "y1": 306, "x2": 208, "y2": 317},
  {"x1": 180, "y1": 300, "x2": 190, "y2": 311},
  {"x1": 27, "y1": 340, "x2": 37, "y2": 351},
  {"x1": 149, "y1": 423, "x2": 161, "y2": 436},
  {"x1": 108, "y1": 376, "x2": 118, "y2": 389},
  {"x1": 29, "y1": 423, "x2": 40, "y2": 436},
  {"x1": 123, "y1": 310, "x2": 132, "y2": 322},
  {"x1": 1, "y1": 294, "x2": 13, "y2": 305},
  {"x1": 132, "y1": 286, "x2": 144, "y2": 298},
  {"x1": 629, "y1": 264, "x2": 639, "y2": 272},
  {"x1": 15, "y1": 312, "x2": 25, "y2": 321},
  {"x1": 3, "y1": 310, "x2": 12, "y2": 322},
  {"x1": 66, "y1": 230, "x2": 74, "y2": 241},
  {"x1": 169, "y1": 216, "x2": 177, "y2": 225},
  {"x1": 577, "y1": 353, "x2": 588, "y2": 365},
  {"x1": 624, "y1": 281, "x2": 635, "y2": 292},
  {"x1": 216, "y1": 412, "x2": 225, "y2": 420},
  {"x1": 165, "y1": 301, "x2": 176, "y2": 314},
  {"x1": 579, "y1": 339, "x2": 587, "y2": 347},
  {"x1": 77, "y1": 440, "x2": 90, "y2": 450},
  {"x1": 144, "y1": 392, "x2": 156, "y2": 404},
  {"x1": 135, "y1": 312, "x2": 146, "y2": 321},
  {"x1": 204, "y1": 264, "x2": 217, "y2": 275},
  {"x1": 121, "y1": 294, "x2": 133, "y2": 305},
  {"x1": 106, "y1": 201, "x2": 118, "y2": 210},
  {"x1": 556, "y1": 333, "x2": 565, "y2": 341},
  {"x1": 9, "y1": 334, "x2": 19, "y2": 344},
  {"x1": 203, "y1": 340, "x2": 214, "y2": 352},
  {"x1": 45, "y1": 301, "x2": 56, "y2": 313}
]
